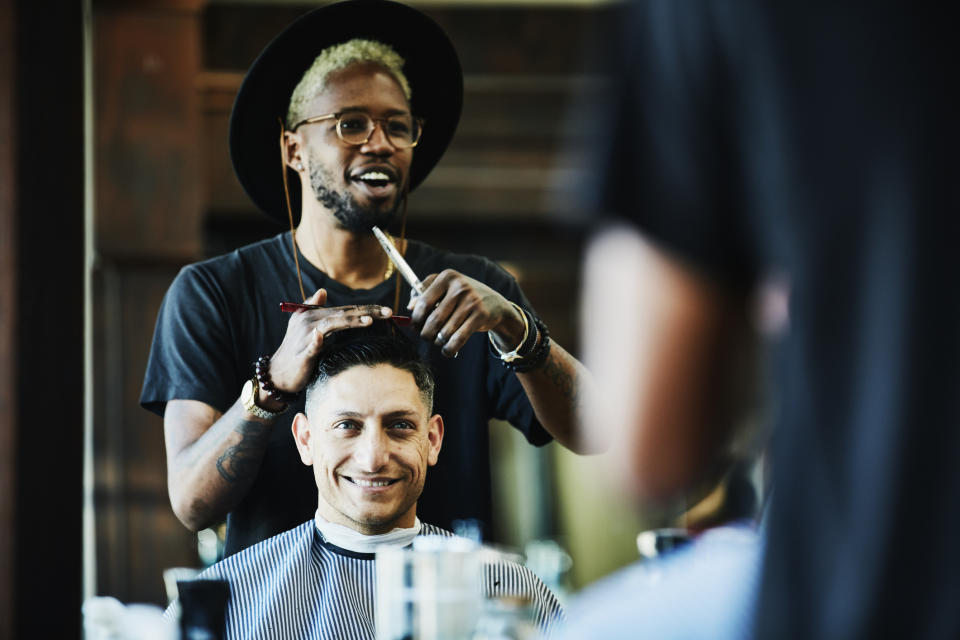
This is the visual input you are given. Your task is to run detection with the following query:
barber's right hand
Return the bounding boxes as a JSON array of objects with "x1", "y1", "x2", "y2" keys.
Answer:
[{"x1": 268, "y1": 289, "x2": 392, "y2": 393}]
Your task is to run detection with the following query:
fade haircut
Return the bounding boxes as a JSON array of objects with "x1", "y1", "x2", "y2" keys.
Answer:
[
  {"x1": 287, "y1": 38, "x2": 412, "y2": 127},
  {"x1": 305, "y1": 327, "x2": 434, "y2": 413}
]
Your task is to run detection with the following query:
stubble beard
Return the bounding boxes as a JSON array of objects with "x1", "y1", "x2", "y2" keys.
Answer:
[
  {"x1": 323, "y1": 486, "x2": 421, "y2": 535},
  {"x1": 308, "y1": 163, "x2": 402, "y2": 233}
]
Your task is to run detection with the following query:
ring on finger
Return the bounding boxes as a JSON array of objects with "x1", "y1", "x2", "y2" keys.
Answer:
[{"x1": 436, "y1": 331, "x2": 445, "y2": 343}]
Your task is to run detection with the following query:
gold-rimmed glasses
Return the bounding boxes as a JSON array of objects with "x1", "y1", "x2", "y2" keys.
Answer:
[{"x1": 292, "y1": 110, "x2": 423, "y2": 149}]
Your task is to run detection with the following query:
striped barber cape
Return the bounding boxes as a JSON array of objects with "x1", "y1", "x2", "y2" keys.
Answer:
[{"x1": 173, "y1": 520, "x2": 565, "y2": 639}]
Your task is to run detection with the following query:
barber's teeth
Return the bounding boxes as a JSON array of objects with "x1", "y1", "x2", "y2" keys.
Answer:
[{"x1": 354, "y1": 478, "x2": 392, "y2": 487}]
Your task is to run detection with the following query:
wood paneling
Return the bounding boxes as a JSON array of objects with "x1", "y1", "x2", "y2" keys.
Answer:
[
  {"x1": 93, "y1": 264, "x2": 197, "y2": 607},
  {"x1": 92, "y1": 2, "x2": 205, "y2": 607},
  {"x1": 201, "y1": 4, "x2": 609, "y2": 75},
  {"x1": 94, "y1": 5, "x2": 203, "y2": 260}
]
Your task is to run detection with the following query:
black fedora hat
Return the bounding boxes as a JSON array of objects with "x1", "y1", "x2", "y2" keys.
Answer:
[{"x1": 229, "y1": 0, "x2": 463, "y2": 224}]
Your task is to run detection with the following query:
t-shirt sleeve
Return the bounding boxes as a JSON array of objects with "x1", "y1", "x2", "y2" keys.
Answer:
[
  {"x1": 477, "y1": 259, "x2": 552, "y2": 447},
  {"x1": 585, "y1": 0, "x2": 757, "y2": 288},
  {"x1": 140, "y1": 263, "x2": 242, "y2": 417}
]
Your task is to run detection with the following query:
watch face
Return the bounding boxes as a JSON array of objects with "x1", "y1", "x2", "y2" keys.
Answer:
[
  {"x1": 242, "y1": 377, "x2": 282, "y2": 418},
  {"x1": 242, "y1": 378, "x2": 262, "y2": 414}
]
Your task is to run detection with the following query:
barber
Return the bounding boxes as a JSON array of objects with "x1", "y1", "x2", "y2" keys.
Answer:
[{"x1": 141, "y1": 0, "x2": 593, "y2": 557}]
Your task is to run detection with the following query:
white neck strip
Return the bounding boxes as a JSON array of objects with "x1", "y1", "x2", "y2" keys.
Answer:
[{"x1": 314, "y1": 510, "x2": 422, "y2": 554}]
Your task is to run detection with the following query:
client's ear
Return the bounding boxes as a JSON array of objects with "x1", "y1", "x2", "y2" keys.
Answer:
[
  {"x1": 291, "y1": 412, "x2": 314, "y2": 465},
  {"x1": 426, "y1": 414, "x2": 444, "y2": 466}
]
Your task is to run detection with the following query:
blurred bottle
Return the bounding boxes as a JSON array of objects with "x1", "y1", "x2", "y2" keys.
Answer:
[
  {"x1": 523, "y1": 540, "x2": 572, "y2": 606},
  {"x1": 162, "y1": 567, "x2": 200, "y2": 607},
  {"x1": 82, "y1": 596, "x2": 176, "y2": 640},
  {"x1": 197, "y1": 526, "x2": 225, "y2": 567},
  {"x1": 452, "y1": 518, "x2": 483, "y2": 544},
  {"x1": 176, "y1": 579, "x2": 229, "y2": 640},
  {"x1": 473, "y1": 596, "x2": 537, "y2": 640},
  {"x1": 376, "y1": 535, "x2": 483, "y2": 640}
]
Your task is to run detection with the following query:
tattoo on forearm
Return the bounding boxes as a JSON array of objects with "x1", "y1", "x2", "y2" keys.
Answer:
[
  {"x1": 541, "y1": 351, "x2": 580, "y2": 405},
  {"x1": 216, "y1": 420, "x2": 272, "y2": 484}
]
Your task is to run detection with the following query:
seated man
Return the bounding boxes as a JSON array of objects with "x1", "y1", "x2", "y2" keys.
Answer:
[{"x1": 172, "y1": 327, "x2": 564, "y2": 638}]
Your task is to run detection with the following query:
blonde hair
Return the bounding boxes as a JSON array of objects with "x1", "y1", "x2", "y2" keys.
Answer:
[{"x1": 286, "y1": 38, "x2": 411, "y2": 127}]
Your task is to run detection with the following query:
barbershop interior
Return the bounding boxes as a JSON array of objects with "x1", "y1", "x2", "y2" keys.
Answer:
[{"x1": 3, "y1": 1, "x2": 956, "y2": 638}]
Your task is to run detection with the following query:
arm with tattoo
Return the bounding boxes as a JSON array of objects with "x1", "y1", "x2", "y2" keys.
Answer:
[
  {"x1": 516, "y1": 342, "x2": 599, "y2": 454},
  {"x1": 215, "y1": 418, "x2": 274, "y2": 484},
  {"x1": 164, "y1": 400, "x2": 278, "y2": 531}
]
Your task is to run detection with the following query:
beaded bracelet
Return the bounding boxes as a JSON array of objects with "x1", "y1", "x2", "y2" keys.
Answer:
[
  {"x1": 255, "y1": 355, "x2": 298, "y2": 405},
  {"x1": 508, "y1": 315, "x2": 551, "y2": 373}
]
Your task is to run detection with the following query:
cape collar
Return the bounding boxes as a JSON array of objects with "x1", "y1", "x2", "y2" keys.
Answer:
[{"x1": 314, "y1": 510, "x2": 422, "y2": 554}]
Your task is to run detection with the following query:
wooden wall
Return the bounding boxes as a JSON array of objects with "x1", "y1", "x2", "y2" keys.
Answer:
[
  {"x1": 92, "y1": 0, "x2": 205, "y2": 606},
  {"x1": 92, "y1": 0, "x2": 610, "y2": 606}
]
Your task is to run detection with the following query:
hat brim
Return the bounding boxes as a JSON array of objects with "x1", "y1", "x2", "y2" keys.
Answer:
[{"x1": 229, "y1": 0, "x2": 463, "y2": 224}]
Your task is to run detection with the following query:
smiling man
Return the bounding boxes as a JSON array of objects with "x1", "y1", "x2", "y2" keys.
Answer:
[
  {"x1": 141, "y1": 0, "x2": 594, "y2": 559},
  {"x1": 297, "y1": 330, "x2": 443, "y2": 536},
  {"x1": 176, "y1": 329, "x2": 564, "y2": 638}
]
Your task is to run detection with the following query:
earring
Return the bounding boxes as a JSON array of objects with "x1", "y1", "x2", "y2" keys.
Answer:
[{"x1": 295, "y1": 162, "x2": 304, "y2": 171}]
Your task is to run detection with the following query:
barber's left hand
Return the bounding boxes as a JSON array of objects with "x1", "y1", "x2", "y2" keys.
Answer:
[{"x1": 408, "y1": 269, "x2": 525, "y2": 357}]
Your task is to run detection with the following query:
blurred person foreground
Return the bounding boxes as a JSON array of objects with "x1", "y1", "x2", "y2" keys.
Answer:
[{"x1": 568, "y1": 1, "x2": 960, "y2": 638}]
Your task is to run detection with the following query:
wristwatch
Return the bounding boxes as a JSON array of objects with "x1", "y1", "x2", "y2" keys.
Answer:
[{"x1": 241, "y1": 377, "x2": 286, "y2": 420}]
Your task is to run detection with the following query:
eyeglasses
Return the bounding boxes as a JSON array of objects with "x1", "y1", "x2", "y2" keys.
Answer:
[{"x1": 292, "y1": 111, "x2": 423, "y2": 149}]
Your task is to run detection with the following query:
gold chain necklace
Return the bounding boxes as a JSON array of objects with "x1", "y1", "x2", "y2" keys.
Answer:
[{"x1": 295, "y1": 228, "x2": 395, "y2": 284}]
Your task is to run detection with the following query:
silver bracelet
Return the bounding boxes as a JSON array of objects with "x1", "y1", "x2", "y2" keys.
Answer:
[{"x1": 488, "y1": 302, "x2": 530, "y2": 363}]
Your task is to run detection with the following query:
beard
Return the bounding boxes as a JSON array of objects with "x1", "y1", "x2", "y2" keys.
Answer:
[{"x1": 308, "y1": 163, "x2": 403, "y2": 233}]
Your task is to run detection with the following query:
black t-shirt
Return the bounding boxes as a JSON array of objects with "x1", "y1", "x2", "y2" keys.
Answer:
[
  {"x1": 141, "y1": 233, "x2": 550, "y2": 556},
  {"x1": 595, "y1": 2, "x2": 960, "y2": 638}
]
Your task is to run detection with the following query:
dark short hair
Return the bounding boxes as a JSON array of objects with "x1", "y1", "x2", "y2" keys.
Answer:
[{"x1": 305, "y1": 326, "x2": 435, "y2": 412}]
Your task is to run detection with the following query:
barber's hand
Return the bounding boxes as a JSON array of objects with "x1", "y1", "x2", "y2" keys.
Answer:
[
  {"x1": 408, "y1": 270, "x2": 525, "y2": 357},
  {"x1": 269, "y1": 289, "x2": 392, "y2": 392}
]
